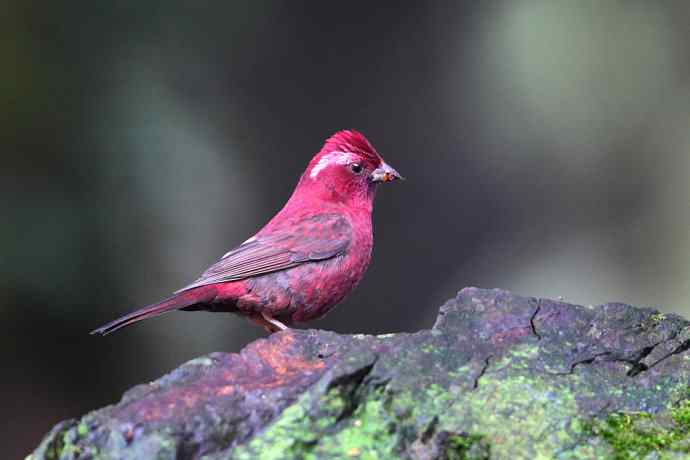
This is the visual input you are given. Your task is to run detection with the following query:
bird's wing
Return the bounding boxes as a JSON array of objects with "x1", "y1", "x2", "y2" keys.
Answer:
[{"x1": 174, "y1": 213, "x2": 352, "y2": 293}]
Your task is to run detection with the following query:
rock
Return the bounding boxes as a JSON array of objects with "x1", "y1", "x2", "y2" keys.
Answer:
[{"x1": 28, "y1": 288, "x2": 690, "y2": 459}]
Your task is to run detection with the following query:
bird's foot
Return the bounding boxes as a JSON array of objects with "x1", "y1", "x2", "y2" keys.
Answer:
[{"x1": 249, "y1": 312, "x2": 289, "y2": 334}]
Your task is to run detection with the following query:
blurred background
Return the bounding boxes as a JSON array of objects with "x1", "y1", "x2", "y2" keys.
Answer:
[{"x1": 4, "y1": 1, "x2": 690, "y2": 456}]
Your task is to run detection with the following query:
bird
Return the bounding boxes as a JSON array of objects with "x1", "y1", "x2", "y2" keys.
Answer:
[{"x1": 91, "y1": 130, "x2": 403, "y2": 335}]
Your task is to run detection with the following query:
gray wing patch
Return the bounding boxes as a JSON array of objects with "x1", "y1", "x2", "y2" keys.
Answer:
[{"x1": 174, "y1": 214, "x2": 351, "y2": 293}]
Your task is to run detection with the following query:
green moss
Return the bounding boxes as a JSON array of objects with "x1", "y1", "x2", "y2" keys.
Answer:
[
  {"x1": 30, "y1": 429, "x2": 65, "y2": 460},
  {"x1": 58, "y1": 429, "x2": 83, "y2": 458},
  {"x1": 584, "y1": 399, "x2": 690, "y2": 459},
  {"x1": 445, "y1": 433, "x2": 489, "y2": 460},
  {"x1": 231, "y1": 386, "x2": 401, "y2": 460},
  {"x1": 672, "y1": 399, "x2": 690, "y2": 427},
  {"x1": 231, "y1": 398, "x2": 318, "y2": 460},
  {"x1": 443, "y1": 372, "x2": 582, "y2": 458},
  {"x1": 586, "y1": 413, "x2": 673, "y2": 459},
  {"x1": 230, "y1": 343, "x2": 591, "y2": 459},
  {"x1": 314, "y1": 388, "x2": 404, "y2": 459},
  {"x1": 650, "y1": 313, "x2": 667, "y2": 323}
]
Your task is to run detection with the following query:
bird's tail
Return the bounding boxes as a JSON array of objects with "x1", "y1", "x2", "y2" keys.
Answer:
[{"x1": 90, "y1": 290, "x2": 209, "y2": 336}]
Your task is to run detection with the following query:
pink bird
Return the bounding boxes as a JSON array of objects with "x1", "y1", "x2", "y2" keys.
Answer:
[{"x1": 92, "y1": 130, "x2": 402, "y2": 335}]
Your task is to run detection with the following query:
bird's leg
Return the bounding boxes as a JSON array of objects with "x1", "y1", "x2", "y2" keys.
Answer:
[
  {"x1": 261, "y1": 312, "x2": 288, "y2": 332},
  {"x1": 248, "y1": 312, "x2": 288, "y2": 333}
]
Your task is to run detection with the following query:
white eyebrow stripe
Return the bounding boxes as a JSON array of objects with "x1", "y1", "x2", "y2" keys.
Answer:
[{"x1": 309, "y1": 151, "x2": 355, "y2": 178}]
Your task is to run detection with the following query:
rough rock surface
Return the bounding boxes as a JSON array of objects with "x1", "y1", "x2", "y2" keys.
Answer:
[{"x1": 30, "y1": 288, "x2": 690, "y2": 459}]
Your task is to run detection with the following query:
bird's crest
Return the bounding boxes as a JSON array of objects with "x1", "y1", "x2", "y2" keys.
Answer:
[
  {"x1": 322, "y1": 130, "x2": 382, "y2": 164},
  {"x1": 309, "y1": 130, "x2": 382, "y2": 179}
]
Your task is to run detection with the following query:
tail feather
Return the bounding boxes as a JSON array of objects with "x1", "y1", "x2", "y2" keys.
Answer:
[{"x1": 91, "y1": 295, "x2": 192, "y2": 336}]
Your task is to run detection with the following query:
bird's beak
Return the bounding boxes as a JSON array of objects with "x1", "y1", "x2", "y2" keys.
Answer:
[{"x1": 370, "y1": 162, "x2": 404, "y2": 183}]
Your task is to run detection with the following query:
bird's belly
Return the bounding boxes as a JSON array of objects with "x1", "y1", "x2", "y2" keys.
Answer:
[{"x1": 240, "y1": 256, "x2": 369, "y2": 323}]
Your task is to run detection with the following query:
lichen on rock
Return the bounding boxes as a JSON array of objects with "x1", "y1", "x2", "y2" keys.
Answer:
[{"x1": 28, "y1": 288, "x2": 690, "y2": 459}]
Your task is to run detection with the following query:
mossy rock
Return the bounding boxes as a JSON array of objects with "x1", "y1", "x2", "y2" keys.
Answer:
[{"x1": 28, "y1": 288, "x2": 690, "y2": 459}]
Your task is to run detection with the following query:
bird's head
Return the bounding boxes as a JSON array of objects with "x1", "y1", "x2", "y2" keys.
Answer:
[{"x1": 295, "y1": 130, "x2": 403, "y2": 209}]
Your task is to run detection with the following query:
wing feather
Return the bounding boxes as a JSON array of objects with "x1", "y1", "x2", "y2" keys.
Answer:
[{"x1": 175, "y1": 213, "x2": 351, "y2": 293}]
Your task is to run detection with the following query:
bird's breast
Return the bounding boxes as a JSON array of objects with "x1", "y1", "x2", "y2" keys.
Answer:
[{"x1": 245, "y1": 216, "x2": 373, "y2": 323}]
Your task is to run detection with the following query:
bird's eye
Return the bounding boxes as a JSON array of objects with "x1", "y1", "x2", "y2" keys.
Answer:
[{"x1": 350, "y1": 163, "x2": 363, "y2": 174}]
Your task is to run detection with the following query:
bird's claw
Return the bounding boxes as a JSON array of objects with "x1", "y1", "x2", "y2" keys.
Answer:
[{"x1": 249, "y1": 312, "x2": 289, "y2": 334}]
